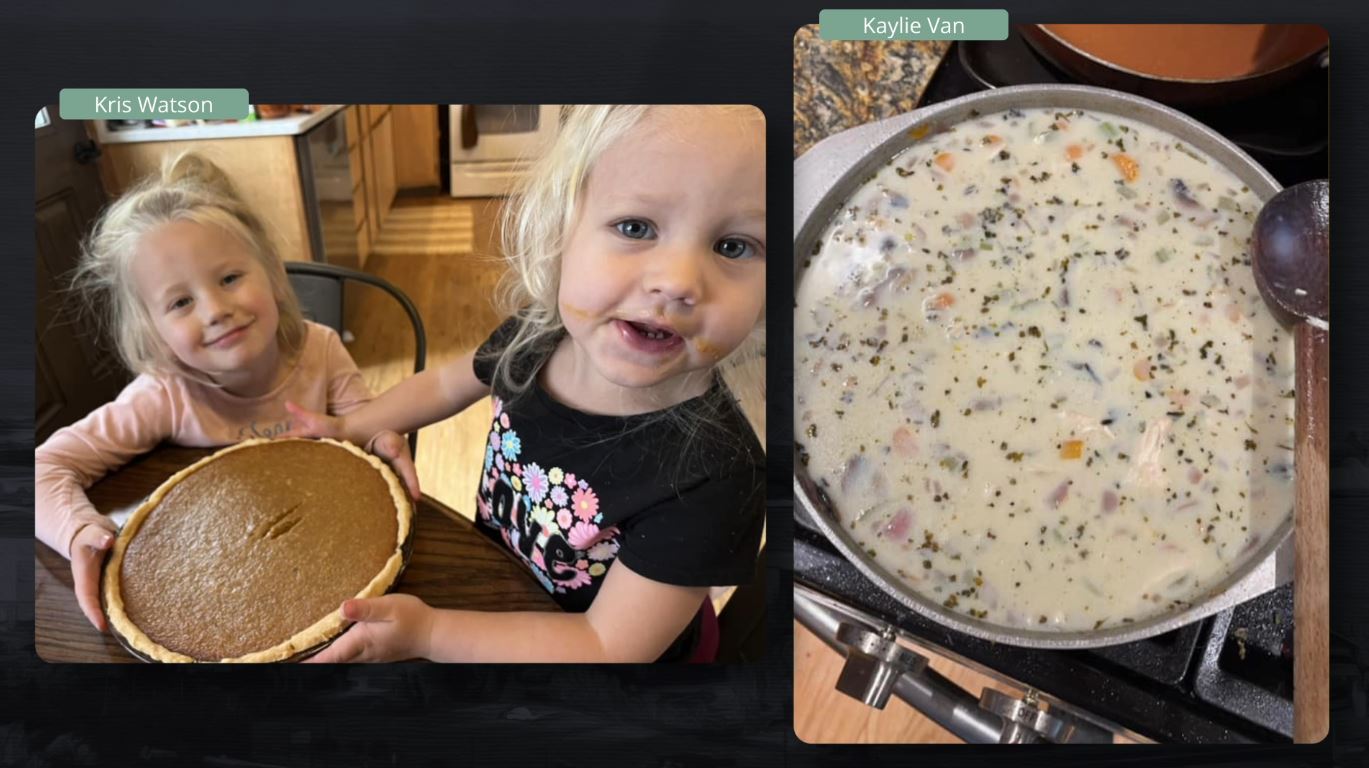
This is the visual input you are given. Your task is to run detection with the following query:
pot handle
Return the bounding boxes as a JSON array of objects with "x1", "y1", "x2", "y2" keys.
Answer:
[{"x1": 795, "y1": 585, "x2": 1119, "y2": 743}]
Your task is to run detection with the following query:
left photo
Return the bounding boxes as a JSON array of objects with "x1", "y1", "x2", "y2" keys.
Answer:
[{"x1": 35, "y1": 102, "x2": 767, "y2": 663}]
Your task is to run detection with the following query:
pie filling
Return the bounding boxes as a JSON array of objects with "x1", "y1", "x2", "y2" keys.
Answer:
[{"x1": 104, "y1": 438, "x2": 411, "y2": 662}]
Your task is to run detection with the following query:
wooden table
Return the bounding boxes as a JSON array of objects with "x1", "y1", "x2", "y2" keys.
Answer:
[{"x1": 35, "y1": 445, "x2": 558, "y2": 663}]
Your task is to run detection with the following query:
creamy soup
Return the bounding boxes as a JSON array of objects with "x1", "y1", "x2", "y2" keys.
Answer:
[{"x1": 795, "y1": 107, "x2": 1295, "y2": 632}]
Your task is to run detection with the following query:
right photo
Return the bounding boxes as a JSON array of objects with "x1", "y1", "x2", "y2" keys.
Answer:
[{"x1": 792, "y1": 23, "x2": 1329, "y2": 743}]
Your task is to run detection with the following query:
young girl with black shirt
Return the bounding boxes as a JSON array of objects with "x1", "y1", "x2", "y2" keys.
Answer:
[{"x1": 288, "y1": 105, "x2": 766, "y2": 662}]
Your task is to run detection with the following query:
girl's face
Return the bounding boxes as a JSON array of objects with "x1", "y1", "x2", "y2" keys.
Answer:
[
  {"x1": 557, "y1": 107, "x2": 765, "y2": 397},
  {"x1": 131, "y1": 220, "x2": 281, "y2": 389}
]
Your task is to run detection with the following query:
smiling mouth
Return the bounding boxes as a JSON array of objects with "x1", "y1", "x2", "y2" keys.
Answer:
[{"x1": 205, "y1": 322, "x2": 251, "y2": 347}]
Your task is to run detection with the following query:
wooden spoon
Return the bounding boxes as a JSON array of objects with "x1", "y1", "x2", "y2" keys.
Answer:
[{"x1": 1251, "y1": 179, "x2": 1329, "y2": 743}]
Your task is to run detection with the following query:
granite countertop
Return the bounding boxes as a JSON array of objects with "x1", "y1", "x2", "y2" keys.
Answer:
[{"x1": 793, "y1": 24, "x2": 952, "y2": 157}]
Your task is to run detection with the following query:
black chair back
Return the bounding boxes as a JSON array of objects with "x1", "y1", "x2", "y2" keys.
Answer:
[{"x1": 285, "y1": 261, "x2": 427, "y2": 459}]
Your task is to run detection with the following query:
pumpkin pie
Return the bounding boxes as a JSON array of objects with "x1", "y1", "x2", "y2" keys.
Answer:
[{"x1": 102, "y1": 437, "x2": 413, "y2": 663}]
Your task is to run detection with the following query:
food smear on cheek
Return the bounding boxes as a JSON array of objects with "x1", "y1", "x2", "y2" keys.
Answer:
[
  {"x1": 692, "y1": 336, "x2": 725, "y2": 360},
  {"x1": 560, "y1": 303, "x2": 597, "y2": 322},
  {"x1": 794, "y1": 107, "x2": 1295, "y2": 632}
]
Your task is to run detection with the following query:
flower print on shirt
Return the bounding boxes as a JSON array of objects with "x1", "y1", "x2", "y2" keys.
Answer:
[
  {"x1": 559, "y1": 568, "x2": 592, "y2": 590},
  {"x1": 587, "y1": 539, "x2": 619, "y2": 562},
  {"x1": 524, "y1": 463, "x2": 549, "y2": 503},
  {"x1": 568, "y1": 521, "x2": 613, "y2": 550},
  {"x1": 572, "y1": 487, "x2": 599, "y2": 522},
  {"x1": 501, "y1": 430, "x2": 521, "y2": 460},
  {"x1": 476, "y1": 396, "x2": 619, "y2": 597},
  {"x1": 531, "y1": 503, "x2": 556, "y2": 531}
]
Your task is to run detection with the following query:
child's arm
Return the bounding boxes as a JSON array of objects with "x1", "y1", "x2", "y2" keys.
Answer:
[
  {"x1": 314, "y1": 326, "x2": 419, "y2": 500},
  {"x1": 36, "y1": 376, "x2": 175, "y2": 630},
  {"x1": 305, "y1": 560, "x2": 708, "y2": 663},
  {"x1": 286, "y1": 350, "x2": 488, "y2": 447}
]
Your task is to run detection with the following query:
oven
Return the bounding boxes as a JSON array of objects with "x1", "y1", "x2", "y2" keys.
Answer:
[{"x1": 448, "y1": 105, "x2": 560, "y2": 197}]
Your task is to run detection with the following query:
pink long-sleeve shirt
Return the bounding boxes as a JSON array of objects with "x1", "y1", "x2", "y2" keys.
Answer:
[{"x1": 35, "y1": 321, "x2": 373, "y2": 558}]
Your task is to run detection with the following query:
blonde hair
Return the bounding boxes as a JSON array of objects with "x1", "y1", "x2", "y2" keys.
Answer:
[
  {"x1": 72, "y1": 152, "x2": 307, "y2": 383},
  {"x1": 490, "y1": 104, "x2": 766, "y2": 453}
]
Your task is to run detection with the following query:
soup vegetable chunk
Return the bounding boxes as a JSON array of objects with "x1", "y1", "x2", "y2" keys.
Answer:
[{"x1": 795, "y1": 107, "x2": 1295, "y2": 632}]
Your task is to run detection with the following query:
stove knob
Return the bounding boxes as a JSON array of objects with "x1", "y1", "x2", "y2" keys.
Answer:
[
  {"x1": 980, "y1": 688, "x2": 1077, "y2": 743},
  {"x1": 833, "y1": 622, "x2": 928, "y2": 709}
]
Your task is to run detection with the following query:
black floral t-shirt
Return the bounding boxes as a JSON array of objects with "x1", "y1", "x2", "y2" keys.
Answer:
[{"x1": 470, "y1": 318, "x2": 765, "y2": 660}]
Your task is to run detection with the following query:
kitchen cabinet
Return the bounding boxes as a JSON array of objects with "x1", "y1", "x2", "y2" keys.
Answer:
[
  {"x1": 391, "y1": 105, "x2": 441, "y2": 190},
  {"x1": 373, "y1": 112, "x2": 397, "y2": 223},
  {"x1": 102, "y1": 136, "x2": 312, "y2": 262},
  {"x1": 95, "y1": 105, "x2": 399, "y2": 271},
  {"x1": 352, "y1": 104, "x2": 397, "y2": 268}
]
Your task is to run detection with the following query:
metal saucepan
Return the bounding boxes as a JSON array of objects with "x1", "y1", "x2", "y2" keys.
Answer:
[
  {"x1": 793, "y1": 84, "x2": 1295, "y2": 649},
  {"x1": 1020, "y1": 24, "x2": 1328, "y2": 108}
]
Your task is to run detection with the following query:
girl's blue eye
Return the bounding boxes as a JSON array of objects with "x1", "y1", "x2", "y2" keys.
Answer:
[
  {"x1": 615, "y1": 219, "x2": 655, "y2": 240},
  {"x1": 169, "y1": 297, "x2": 192, "y2": 312},
  {"x1": 715, "y1": 238, "x2": 759, "y2": 260},
  {"x1": 222, "y1": 272, "x2": 243, "y2": 286}
]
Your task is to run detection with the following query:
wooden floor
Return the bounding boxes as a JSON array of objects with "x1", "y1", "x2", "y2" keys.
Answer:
[{"x1": 342, "y1": 195, "x2": 508, "y2": 519}]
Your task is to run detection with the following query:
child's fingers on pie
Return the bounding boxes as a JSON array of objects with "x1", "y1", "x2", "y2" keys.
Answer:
[
  {"x1": 366, "y1": 431, "x2": 421, "y2": 500},
  {"x1": 281, "y1": 400, "x2": 343, "y2": 439},
  {"x1": 306, "y1": 637, "x2": 354, "y2": 662},
  {"x1": 71, "y1": 525, "x2": 114, "y2": 631}
]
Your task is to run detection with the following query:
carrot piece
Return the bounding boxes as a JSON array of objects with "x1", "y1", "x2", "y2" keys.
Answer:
[
  {"x1": 1060, "y1": 440, "x2": 1084, "y2": 459},
  {"x1": 1066, "y1": 144, "x2": 1085, "y2": 160},
  {"x1": 1113, "y1": 153, "x2": 1140, "y2": 182},
  {"x1": 983, "y1": 134, "x2": 1003, "y2": 145},
  {"x1": 934, "y1": 152, "x2": 956, "y2": 172}
]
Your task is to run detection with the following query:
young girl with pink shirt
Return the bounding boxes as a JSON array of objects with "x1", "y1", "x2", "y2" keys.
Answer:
[{"x1": 34, "y1": 153, "x2": 416, "y2": 632}]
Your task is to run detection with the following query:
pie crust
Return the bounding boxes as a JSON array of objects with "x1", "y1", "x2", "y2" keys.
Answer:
[{"x1": 102, "y1": 437, "x2": 413, "y2": 663}]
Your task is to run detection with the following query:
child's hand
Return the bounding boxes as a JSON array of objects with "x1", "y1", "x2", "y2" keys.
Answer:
[
  {"x1": 70, "y1": 521, "x2": 117, "y2": 631},
  {"x1": 366, "y1": 430, "x2": 421, "y2": 501},
  {"x1": 303, "y1": 594, "x2": 434, "y2": 662},
  {"x1": 282, "y1": 401, "x2": 346, "y2": 440}
]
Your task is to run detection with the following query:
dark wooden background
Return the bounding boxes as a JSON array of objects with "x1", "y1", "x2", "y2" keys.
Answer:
[{"x1": 3, "y1": 0, "x2": 1367, "y2": 765}]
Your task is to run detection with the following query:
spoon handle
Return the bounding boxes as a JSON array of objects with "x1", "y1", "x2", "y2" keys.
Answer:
[{"x1": 1294, "y1": 321, "x2": 1329, "y2": 743}]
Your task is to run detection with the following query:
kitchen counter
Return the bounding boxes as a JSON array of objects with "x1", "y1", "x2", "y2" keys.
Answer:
[
  {"x1": 792, "y1": 24, "x2": 950, "y2": 157},
  {"x1": 95, "y1": 105, "x2": 344, "y2": 144}
]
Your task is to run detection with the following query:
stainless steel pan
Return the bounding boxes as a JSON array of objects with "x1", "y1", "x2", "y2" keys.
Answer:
[{"x1": 793, "y1": 84, "x2": 1294, "y2": 649}]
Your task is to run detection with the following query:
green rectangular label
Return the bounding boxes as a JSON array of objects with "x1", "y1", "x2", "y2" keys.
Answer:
[
  {"x1": 59, "y1": 89, "x2": 250, "y2": 120},
  {"x1": 819, "y1": 9, "x2": 1008, "y2": 40}
]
